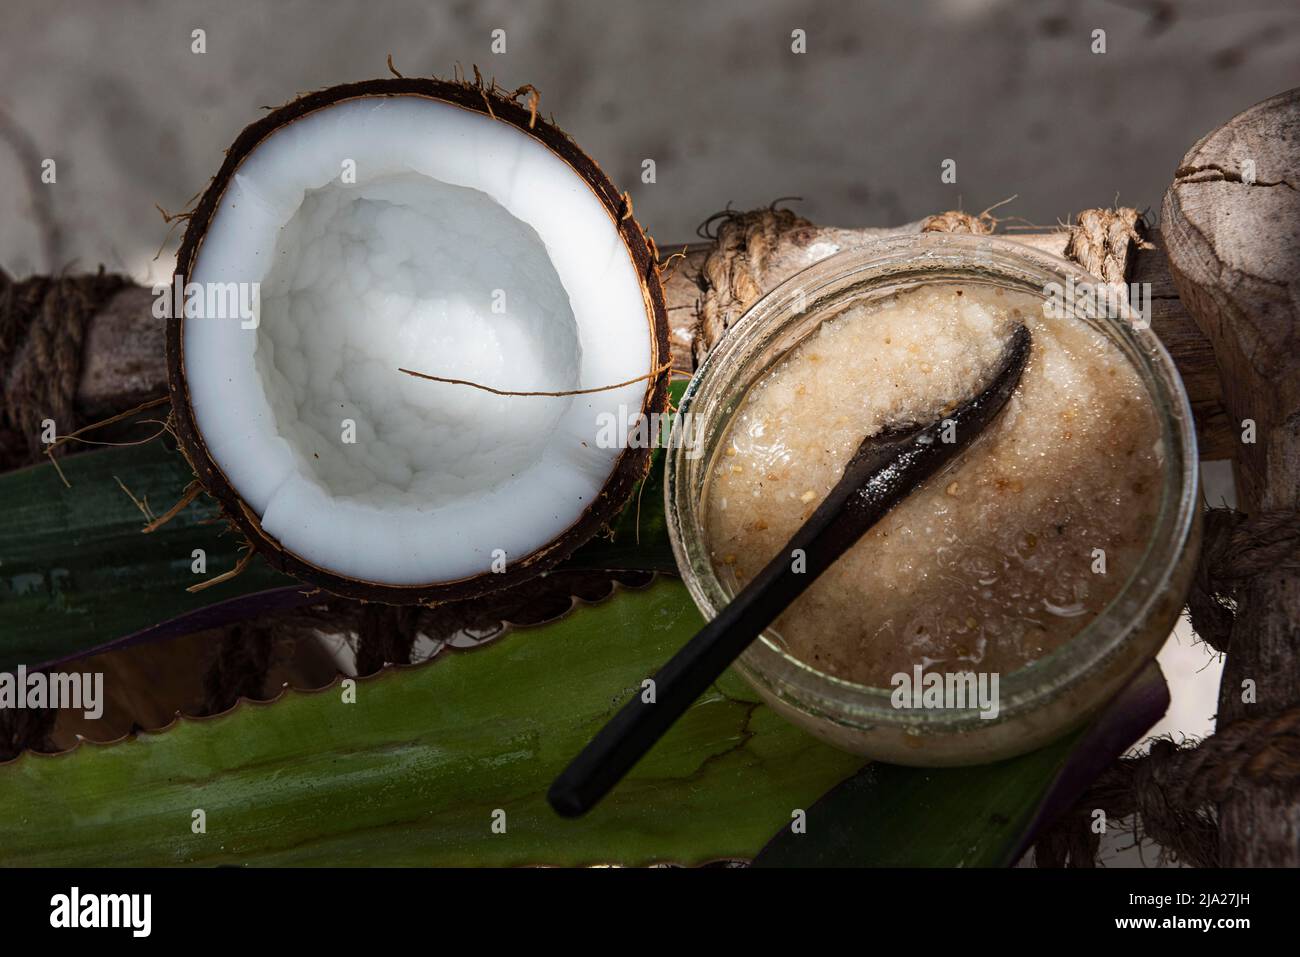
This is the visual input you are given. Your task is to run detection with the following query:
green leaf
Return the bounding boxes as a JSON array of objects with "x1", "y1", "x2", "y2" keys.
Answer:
[
  {"x1": 562, "y1": 444, "x2": 674, "y2": 574},
  {"x1": 757, "y1": 736, "x2": 1080, "y2": 868},
  {"x1": 561, "y1": 378, "x2": 685, "y2": 574},
  {"x1": 0, "y1": 578, "x2": 864, "y2": 866},
  {"x1": 0, "y1": 440, "x2": 291, "y2": 670},
  {"x1": 2, "y1": 378, "x2": 1153, "y2": 869},
  {"x1": 752, "y1": 661, "x2": 1170, "y2": 867},
  {"x1": 0, "y1": 379, "x2": 686, "y2": 669}
]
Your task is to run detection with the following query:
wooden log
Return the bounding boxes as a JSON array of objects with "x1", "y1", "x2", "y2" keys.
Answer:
[
  {"x1": 75, "y1": 285, "x2": 163, "y2": 419},
  {"x1": 67, "y1": 220, "x2": 1232, "y2": 459},
  {"x1": 1162, "y1": 88, "x2": 1300, "y2": 867},
  {"x1": 662, "y1": 219, "x2": 1233, "y2": 460}
]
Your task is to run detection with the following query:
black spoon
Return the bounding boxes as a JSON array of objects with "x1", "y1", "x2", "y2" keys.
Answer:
[{"x1": 548, "y1": 324, "x2": 1032, "y2": 818}]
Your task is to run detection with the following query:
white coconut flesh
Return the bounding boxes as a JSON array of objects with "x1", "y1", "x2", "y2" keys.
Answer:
[{"x1": 183, "y1": 96, "x2": 653, "y2": 586}]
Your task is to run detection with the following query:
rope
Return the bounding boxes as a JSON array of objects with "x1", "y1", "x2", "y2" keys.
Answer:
[
  {"x1": 920, "y1": 210, "x2": 995, "y2": 234},
  {"x1": 1063, "y1": 207, "x2": 1149, "y2": 285},
  {"x1": 1187, "y1": 507, "x2": 1300, "y2": 653},
  {"x1": 0, "y1": 268, "x2": 130, "y2": 469},
  {"x1": 692, "y1": 206, "x2": 814, "y2": 366},
  {"x1": 1035, "y1": 706, "x2": 1300, "y2": 867}
]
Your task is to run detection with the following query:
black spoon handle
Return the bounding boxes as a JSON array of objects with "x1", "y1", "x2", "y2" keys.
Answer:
[{"x1": 548, "y1": 325, "x2": 1031, "y2": 818}]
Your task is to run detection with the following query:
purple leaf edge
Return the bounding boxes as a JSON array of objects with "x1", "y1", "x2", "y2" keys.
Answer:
[
  {"x1": 1011, "y1": 659, "x2": 1171, "y2": 863},
  {"x1": 32, "y1": 586, "x2": 319, "y2": 673}
]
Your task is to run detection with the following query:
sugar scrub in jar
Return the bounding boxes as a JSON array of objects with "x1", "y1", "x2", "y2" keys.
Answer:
[{"x1": 666, "y1": 235, "x2": 1200, "y2": 764}]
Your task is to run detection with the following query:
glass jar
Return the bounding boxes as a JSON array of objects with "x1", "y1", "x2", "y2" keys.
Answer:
[{"x1": 665, "y1": 233, "x2": 1201, "y2": 765}]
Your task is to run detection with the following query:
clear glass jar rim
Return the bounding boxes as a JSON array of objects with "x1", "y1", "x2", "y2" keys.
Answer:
[{"x1": 665, "y1": 232, "x2": 1200, "y2": 732}]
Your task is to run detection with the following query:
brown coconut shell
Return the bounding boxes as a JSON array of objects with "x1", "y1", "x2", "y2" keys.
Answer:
[{"x1": 166, "y1": 76, "x2": 670, "y2": 605}]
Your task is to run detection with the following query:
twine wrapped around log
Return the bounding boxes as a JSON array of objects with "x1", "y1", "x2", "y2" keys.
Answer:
[
  {"x1": 1034, "y1": 705, "x2": 1300, "y2": 868},
  {"x1": 1063, "y1": 207, "x2": 1149, "y2": 284},
  {"x1": 0, "y1": 267, "x2": 129, "y2": 468},
  {"x1": 1032, "y1": 505, "x2": 1300, "y2": 867},
  {"x1": 1187, "y1": 507, "x2": 1300, "y2": 654},
  {"x1": 920, "y1": 209, "x2": 994, "y2": 234},
  {"x1": 1163, "y1": 87, "x2": 1300, "y2": 866},
  {"x1": 693, "y1": 205, "x2": 817, "y2": 366},
  {"x1": 690, "y1": 205, "x2": 1149, "y2": 366}
]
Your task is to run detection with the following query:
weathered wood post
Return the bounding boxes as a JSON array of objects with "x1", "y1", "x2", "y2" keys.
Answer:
[{"x1": 1163, "y1": 88, "x2": 1300, "y2": 867}]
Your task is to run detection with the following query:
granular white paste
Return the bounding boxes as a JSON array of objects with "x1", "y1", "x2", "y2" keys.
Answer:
[{"x1": 705, "y1": 283, "x2": 1162, "y2": 686}]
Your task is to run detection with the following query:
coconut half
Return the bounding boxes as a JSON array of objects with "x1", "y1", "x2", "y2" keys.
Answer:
[{"x1": 166, "y1": 77, "x2": 669, "y2": 602}]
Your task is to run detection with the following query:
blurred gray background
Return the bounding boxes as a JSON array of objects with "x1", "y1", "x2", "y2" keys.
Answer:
[{"x1": 2, "y1": 0, "x2": 1298, "y2": 282}]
